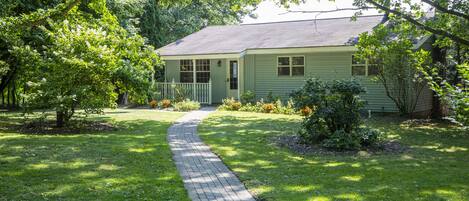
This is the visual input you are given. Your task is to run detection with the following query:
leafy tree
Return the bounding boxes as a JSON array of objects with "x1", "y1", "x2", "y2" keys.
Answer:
[
  {"x1": 353, "y1": 0, "x2": 468, "y2": 124},
  {"x1": 2, "y1": 0, "x2": 159, "y2": 127},
  {"x1": 284, "y1": 0, "x2": 468, "y2": 124},
  {"x1": 356, "y1": 19, "x2": 432, "y2": 115}
]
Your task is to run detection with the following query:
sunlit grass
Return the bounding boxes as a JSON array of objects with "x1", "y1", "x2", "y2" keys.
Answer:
[
  {"x1": 0, "y1": 109, "x2": 189, "y2": 201},
  {"x1": 199, "y1": 111, "x2": 469, "y2": 201}
]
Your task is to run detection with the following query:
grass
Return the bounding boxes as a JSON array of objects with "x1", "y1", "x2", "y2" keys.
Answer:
[
  {"x1": 198, "y1": 111, "x2": 469, "y2": 201},
  {"x1": 0, "y1": 109, "x2": 190, "y2": 201}
]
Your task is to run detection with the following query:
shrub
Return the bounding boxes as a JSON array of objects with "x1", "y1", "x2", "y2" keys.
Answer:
[
  {"x1": 239, "y1": 103, "x2": 261, "y2": 112},
  {"x1": 357, "y1": 127, "x2": 383, "y2": 146},
  {"x1": 174, "y1": 86, "x2": 190, "y2": 102},
  {"x1": 300, "y1": 106, "x2": 313, "y2": 116},
  {"x1": 149, "y1": 100, "x2": 158, "y2": 109},
  {"x1": 266, "y1": 91, "x2": 281, "y2": 103},
  {"x1": 273, "y1": 99, "x2": 296, "y2": 115},
  {"x1": 322, "y1": 129, "x2": 362, "y2": 150},
  {"x1": 262, "y1": 103, "x2": 275, "y2": 113},
  {"x1": 219, "y1": 98, "x2": 242, "y2": 111},
  {"x1": 173, "y1": 99, "x2": 200, "y2": 112},
  {"x1": 240, "y1": 90, "x2": 256, "y2": 104},
  {"x1": 161, "y1": 99, "x2": 171, "y2": 108},
  {"x1": 291, "y1": 78, "x2": 378, "y2": 150}
]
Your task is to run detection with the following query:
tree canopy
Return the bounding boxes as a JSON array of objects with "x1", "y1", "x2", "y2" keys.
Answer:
[{"x1": 1, "y1": 0, "x2": 159, "y2": 126}]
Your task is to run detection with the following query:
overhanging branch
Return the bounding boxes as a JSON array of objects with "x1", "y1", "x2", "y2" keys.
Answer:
[
  {"x1": 421, "y1": 0, "x2": 469, "y2": 21},
  {"x1": 365, "y1": 0, "x2": 469, "y2": 46},
  {"x1": 284, "y1": 7, "x2": 375, "y2": 14}
]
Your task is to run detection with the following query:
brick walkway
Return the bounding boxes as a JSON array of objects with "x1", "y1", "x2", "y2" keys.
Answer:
[{"x1": 168, "y1": 107, "x2": 255, "y2": 201}]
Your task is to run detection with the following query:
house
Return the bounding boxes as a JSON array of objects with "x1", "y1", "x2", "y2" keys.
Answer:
[{"x1": 157, "y1": 15, "x2": 433, "y2": 113}]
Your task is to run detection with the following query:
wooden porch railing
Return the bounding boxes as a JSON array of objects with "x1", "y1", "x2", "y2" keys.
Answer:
[{"x1": 155, "y1": 79, "x2": 212, "y2": 104}]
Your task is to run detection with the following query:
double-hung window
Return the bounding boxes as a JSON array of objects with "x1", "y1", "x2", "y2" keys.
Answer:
[
  {"x1": 180, "y1": 60, "x2": 194, "y2": 83},
  {"x1": 180, "y1": 59, "x2": 211, "y2": 83},
  {"x1": 352, "y1": 55, "x2": 380, "y2": 76},
  {"x1": 196, "y1": 59, "x2": 210, "y2": 83},
  {"x1": 278, "y1": 56, "x2": 305, "y2": 76}
]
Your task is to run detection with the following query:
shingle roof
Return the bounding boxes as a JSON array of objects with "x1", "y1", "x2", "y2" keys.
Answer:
[{"x1": 157, "y1": 15, "x2": 385, "y2": 56}]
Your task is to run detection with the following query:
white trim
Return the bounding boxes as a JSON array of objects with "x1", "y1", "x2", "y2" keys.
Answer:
[
  {"x1": 351, "y1": 55, "x2": 379, "y2": 77},
  {"x1": 161, "y1": 53, "x2": 241, "y2": 60},
  {"x1": 160, "y1": 46, "x2": 357, "y2": 60},
  {"x1": 226, "y1": 59, "x2": 240, "y2": 99},
  {"x1": 246, "y1": 46, "x2": 356, "y2": 55}
]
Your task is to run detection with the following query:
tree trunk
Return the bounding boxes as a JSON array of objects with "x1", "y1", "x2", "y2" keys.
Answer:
[
  {"x1": 117, "y1": 92, "x2": 129, "y2": 105},
  {"x1": 430, "y1": 37, "x2": 446, "y2": 119},
  {"x1": 11, "y1": 82, "x2": 16, "y2": 109},
  {"x1": 6, "y1": 84, "x2": 10, "y2": 109},
  {"x1": 56, "y1": 111, "x2": 65, "y2": 128},
  {"x1": 1, "y1": 89, "x2": 3, "y2": 108}
]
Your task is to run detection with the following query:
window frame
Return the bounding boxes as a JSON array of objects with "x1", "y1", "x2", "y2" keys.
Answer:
[
  {"x1": 179, "y1": 59, "x2": 211, "y2": 83},
  {"x1": 277, "y1": 55, "x2": 305, "y2": 77},
  {"x1": 195, "y1": 59, "x2": 210, "y2": 83},
  {"x1": 351, "y1": 55, "x2": 379, "y2": 77},
  {"x1": 180, "y1": 59, "x2": 194, "y2": 83}
]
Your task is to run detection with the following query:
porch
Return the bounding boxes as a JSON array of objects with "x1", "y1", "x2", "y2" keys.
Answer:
[
  {"x1": 155, "y1": 79, "x2": 212, "y2": 104},
  {"x1": 159, "y1": 58, "x2": 243, "y2": 104}
]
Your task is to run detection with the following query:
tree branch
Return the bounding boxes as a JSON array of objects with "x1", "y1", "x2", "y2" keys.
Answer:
[
  {"x1": 421, "y1": 0, "x2": 469, "y2": 21},
  {"x1": 365, "y1": 0, "x2": 469, "y2": 46},
  {"x1": 284, "y1": 7, "x2": 375, "y2": 14},
  {"x1": 27, "y1": 0, "x2": 82, "y2": 27}
]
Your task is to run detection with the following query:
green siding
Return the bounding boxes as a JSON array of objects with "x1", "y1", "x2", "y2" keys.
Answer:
[
  {"x1": 163, "y1": 50, "x2": 433, "y2": 113},
  {"x1": 163, "y1": 59, "x2": 227, "y2": 103},
  {"x1": 164, "y1": 60, "x2": 180, "y2": 82},
  {"x1": 243, "y1": 52, "x2": 433, "y2": 113}
]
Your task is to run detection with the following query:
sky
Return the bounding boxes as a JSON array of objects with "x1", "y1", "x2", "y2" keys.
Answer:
[{"x1": 242, "y1": 0, "x2": 382, "y2": 24}]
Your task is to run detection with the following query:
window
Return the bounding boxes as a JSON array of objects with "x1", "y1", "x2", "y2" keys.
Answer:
[
  {"x1": 367, "y1": 64, "x2": 380, "y2": 76},
  {"x1": 278, "y1": 57, "x2": 290, "y2": 76},
  {"x1": 277, "y1": 56, "x2": 305, "y2": 76},
  {"x1": 352, "y1": 55, "x2": 379, "y2": 76},
  {"x1": 292, "y1": 56, "x2": 305, "y2": 76},
  {"x1": 180, "y1": 60, "x2": 193, "y2": 83},
  {"x1": 180, "y1": 59, "x2": 210, "y2": 83},
  {"x1": 196, "y1": 59, "x2": 210, "y2": 83}
]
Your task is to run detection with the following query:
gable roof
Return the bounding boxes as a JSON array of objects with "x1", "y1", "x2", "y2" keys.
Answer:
[{"x1": 157, "y1": 15, "x2": 385, "y2": 56}]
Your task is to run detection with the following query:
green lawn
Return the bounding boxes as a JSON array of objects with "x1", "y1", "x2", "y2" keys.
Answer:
[
  {"x1": 0, "y1": 109, "x2": 189, "y2": 201},
  {"x1": 199, "y1": 111, "x2": 469, "y2": 201}
]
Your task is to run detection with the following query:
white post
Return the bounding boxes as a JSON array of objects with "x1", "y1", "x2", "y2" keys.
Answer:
[
  {"x1": 171, "y1": 78, "x2": 175, "y2": 100},
  {"x1": 209, "y1": 79, "x2": 212, "y2": 105},
  {"x1": 164, "y1": 78, "x2": 167, "y2": 99},
  {"x1": 192, "y1": 59, "x2": 196, "y2": 101}
]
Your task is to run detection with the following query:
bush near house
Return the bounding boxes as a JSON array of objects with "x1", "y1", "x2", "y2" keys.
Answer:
[
  {"x1": 173, "y1": 99, "x2": 201, "y2": 112},
  {"x1": 219, "y1": 91, "x2": 296, "y2": 115},
  {"x1": 161, "y1": 99, "x2": 172, "y2": 108},
  {"x1": 291, "y1": 78, "x2": 382, "y2": 150}
]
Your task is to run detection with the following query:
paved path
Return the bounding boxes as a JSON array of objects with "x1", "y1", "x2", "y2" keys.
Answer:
[{"x1": 168, "y1": 107, "x2": 255, "y2": 201}]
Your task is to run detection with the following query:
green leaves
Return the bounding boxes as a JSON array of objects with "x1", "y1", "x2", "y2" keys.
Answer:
[{"x1": 2, "y1": 0, "x2": 160, "y2": 126}]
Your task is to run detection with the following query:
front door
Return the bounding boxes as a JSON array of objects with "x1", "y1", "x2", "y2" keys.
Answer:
[{"x1": 227, "y1": 60, "x2": 238, "y2": 98}]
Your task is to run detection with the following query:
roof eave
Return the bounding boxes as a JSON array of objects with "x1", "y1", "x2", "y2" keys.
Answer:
[{"x1": 159, "y1": 45, "x2": 357, "y2": 60}]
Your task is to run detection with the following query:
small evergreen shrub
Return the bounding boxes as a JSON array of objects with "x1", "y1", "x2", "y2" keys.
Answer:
[
  {"x1": 161, "y1": 99, "x2": 171, "y2": 108},
  {"x1": 149, "y1": 100, "x2": 158, "y2": 109},
  {"x1": 173, "y1": 99, "x2": 200, "y2": 111},
  {"x1": 240, "y1": 90, "x2": 256, "y2": 104}
]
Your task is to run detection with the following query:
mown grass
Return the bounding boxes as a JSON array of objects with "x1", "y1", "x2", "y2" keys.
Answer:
[
  {"x1": 0, "y1": 109, "x2": 189, "y2": 201},
  {"x1": 199, "y1": 111, "x2": 469, "y2": 201}
]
